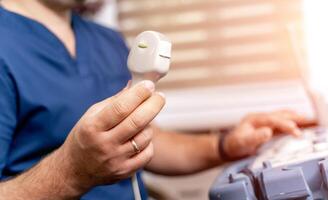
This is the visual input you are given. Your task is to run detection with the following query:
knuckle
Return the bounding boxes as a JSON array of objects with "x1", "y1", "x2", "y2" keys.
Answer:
[
  {"x1": 129, "y1": 115, "x2": 146, "y2": 130},
  {"x1": 87, "y1": 103, "x2": 98, "y2": 112},
  {"x1": 92, "y1": 102, "x2": 103, "y2": 109},
  {"x1": 145, "y1": 143, "x2": 154, "y2": 159},
  {"x1": 141, "y1": 128, "x2": 153, "y2": 142},
  {"x1": 135, "y1": 86, "x2": 151, "y2": 101},
  {"x1": 81, "y1": 120, "x2": 97, "y2": 134},
  {"x1": 143, "y1": 107, "x2": 161, "y2": 121},
  {"x1": 112, "y1": 101, "x2": 129, "y2": 118}
]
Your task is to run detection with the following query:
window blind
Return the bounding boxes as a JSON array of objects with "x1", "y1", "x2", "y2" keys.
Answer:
[
  {"x1": 117, "y1": 0, "x2": 306, "y2": 89},
  {"x1": 117, "y1": 0, "x2": 314, "y2": 131}
]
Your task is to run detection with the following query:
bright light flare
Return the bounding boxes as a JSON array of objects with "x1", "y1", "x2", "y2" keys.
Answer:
[{"x1": 303, "y1": 0, "x2": 328, "y2": 95}]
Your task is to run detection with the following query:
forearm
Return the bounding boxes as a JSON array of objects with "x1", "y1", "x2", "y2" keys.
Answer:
[
  {"x1": 0, "y1": 148, "x2": 84, "y2": 200},
  {"x1": 146, "y1": 128, "x2": 223, "y2": 176}
]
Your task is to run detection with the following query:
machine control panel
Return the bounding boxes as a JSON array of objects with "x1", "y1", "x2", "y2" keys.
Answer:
[{"x1": 209, "y1": 128, "x2": 328, "y2": 200}]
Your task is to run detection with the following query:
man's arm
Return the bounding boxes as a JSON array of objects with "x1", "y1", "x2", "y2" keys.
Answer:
[
  {"x1": 146, "y1": 111, "x2": 315, "y2": 175},
  {"x1": 0, "y1": 149, "x2": 85, "y2": 200},
  {"x1": 0, "y1": 81, "x2": 164, "y2": 199},
  {"x1": 145, "y1": 128, "x2": 221, "y2": 176}
]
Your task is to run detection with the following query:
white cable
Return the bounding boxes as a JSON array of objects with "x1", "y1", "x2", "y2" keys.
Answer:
[
  {"x1": 132, "y1": 173, "x2": 142, "y2": 200},
  {"x1": 127, "y1": 31, "x2": 171, "y2": 200}
]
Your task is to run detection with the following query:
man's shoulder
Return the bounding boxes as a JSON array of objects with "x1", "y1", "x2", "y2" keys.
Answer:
[{"x1": 0, "y1": 26, "x2": 19, "y2": 56}]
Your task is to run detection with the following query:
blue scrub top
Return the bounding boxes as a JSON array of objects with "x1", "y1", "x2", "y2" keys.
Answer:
[{"x1": 0, "y1": 7, "x2": 147, "y2": 200}]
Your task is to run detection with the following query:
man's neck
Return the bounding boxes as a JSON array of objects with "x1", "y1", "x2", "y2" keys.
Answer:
[
  {"x1": 1, "y1": 0, "x2": 71, "y2": 27},
  {"x1": 1, "y1": 0, "x2": 77, "y2": 57}
]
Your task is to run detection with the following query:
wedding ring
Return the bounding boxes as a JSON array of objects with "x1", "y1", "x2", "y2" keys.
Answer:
[{"x1": 130, "y1": 139, "x2": 141, "y2": 154}]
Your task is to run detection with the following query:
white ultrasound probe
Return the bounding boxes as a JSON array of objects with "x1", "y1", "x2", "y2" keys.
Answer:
[
  {"x1": 127, "y1": 31, "x2": 172, "y2": 200},
  {"x1": 128, "y1": 31, "x2": 172, "y2": 85}
]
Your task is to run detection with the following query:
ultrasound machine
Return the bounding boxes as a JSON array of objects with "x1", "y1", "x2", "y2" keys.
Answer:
[{"x1": 209, "y1": 127, "x2": 328, "y2": 200}]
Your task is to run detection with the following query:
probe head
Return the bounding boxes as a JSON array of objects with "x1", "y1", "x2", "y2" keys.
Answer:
[{"x1": 128, "y1": 31, "x2": 172, "y2": 80}]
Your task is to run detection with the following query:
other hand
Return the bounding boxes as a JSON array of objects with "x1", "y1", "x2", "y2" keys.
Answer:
[{"x1": 223, "y1": 110, "x2": 316, "y2": 160}]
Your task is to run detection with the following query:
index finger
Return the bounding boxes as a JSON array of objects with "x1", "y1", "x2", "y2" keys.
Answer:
[
  {"x1": 248, "y1": 115, "x2": 302, "y2": 136},
  {"x1": 92, "y1": 80, "x2": 155, "y2": 131},
  {"x1": 272, "y1": 110, "x2": 317, "y2": 127}
]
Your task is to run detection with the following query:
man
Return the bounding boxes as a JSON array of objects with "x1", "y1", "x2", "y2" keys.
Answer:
[{"x1": 0, "y1": 0, "x2": 314, "y2": 199}]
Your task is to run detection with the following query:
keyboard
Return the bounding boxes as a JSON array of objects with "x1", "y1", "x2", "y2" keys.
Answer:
[
  {"x1": 251, "y1": 127, "x2": 328, "y2": 170},
  {"x1": 209, "y1": 127, "x2": 328, "y2": 200}
]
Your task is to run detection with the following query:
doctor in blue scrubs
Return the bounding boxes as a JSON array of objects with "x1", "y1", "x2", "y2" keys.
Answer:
[{"x1": 0, "y1": 0, "x2": 313, "y2": 199}]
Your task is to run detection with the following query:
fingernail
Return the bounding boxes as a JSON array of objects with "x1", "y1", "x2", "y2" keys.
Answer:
[
  {"x1": 157, "y1": 92, "x2": 166, "y2": 99},
  {"x1": 142, "y1": 80, "x2": 155, "y2": 92}
]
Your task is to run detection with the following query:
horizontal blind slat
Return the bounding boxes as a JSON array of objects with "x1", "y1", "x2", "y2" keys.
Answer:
[{"x1": 117, "y1": 0, "x2": 305, "y2": 89}]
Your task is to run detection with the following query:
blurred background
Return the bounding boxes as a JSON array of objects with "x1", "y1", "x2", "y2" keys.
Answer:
[{"x1": 88, "y1": 0, "x2": 328, "y2": 199}]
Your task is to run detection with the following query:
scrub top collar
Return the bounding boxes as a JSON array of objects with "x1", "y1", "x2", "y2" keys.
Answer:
[{"x1": 0, "y1": 6, "x2": 86, "y2": 63}]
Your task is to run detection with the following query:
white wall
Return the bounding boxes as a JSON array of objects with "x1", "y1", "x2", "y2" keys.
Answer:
[
  {"x1": 92, "y1": 0, "x2": 119, "y2": 29},
  {"x1": 303, "y1": 0, "x2": 328, "y2": 97}
]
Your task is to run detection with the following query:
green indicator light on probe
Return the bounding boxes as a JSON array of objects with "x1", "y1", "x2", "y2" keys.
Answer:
[{"x1": 138, "y1": 43, "x2": 148, "y2": 48}]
